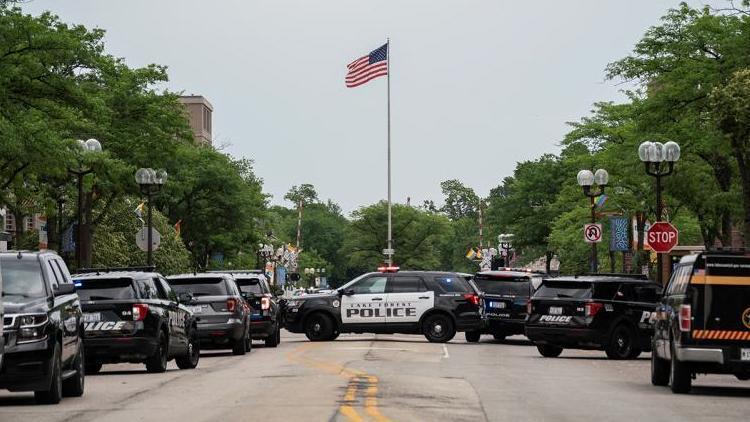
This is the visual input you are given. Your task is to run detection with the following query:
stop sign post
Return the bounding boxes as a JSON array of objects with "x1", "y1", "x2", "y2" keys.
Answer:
[{"x1": 647, "y1": 222, "x2": 679, "y2": 253}]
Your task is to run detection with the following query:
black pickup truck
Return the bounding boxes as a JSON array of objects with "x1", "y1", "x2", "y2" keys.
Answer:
[{"x1": 73, "y1": 269, "x2": 200, "y2": 373}]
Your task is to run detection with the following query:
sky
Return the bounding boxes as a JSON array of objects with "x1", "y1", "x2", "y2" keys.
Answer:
[{"x1": 22, "y1": 0, "x2": 723, "y2": 213}]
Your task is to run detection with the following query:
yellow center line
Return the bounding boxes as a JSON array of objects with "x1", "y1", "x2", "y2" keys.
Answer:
[{"x1": 286, "y1": 343, "x2": 391, "y2": 421}]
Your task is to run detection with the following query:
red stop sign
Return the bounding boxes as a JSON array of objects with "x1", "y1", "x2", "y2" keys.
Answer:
[{"x1": 648, "y1": 222, "x2": 679, "y2": 253}]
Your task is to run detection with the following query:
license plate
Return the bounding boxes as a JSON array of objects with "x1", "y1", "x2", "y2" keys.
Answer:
[
  {"x1": 549, "y1": 306, "x2": 563, "y2": 315},
  {"x1": 190, "y1": 306, "x2": 204, "y2": 314},
  {"x1": 742, "y1": 349, "x2": 750, "y2": 361},
  {"x1": 82, "y1": 312, "x2": 101, "y2": 323},
  {"x1": 490, "y1": 301, "x2": 506, "y2": 309}
]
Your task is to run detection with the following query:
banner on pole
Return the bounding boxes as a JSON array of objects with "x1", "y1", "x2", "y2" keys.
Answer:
[{"x1": 609, "y1": 216, "x2": 630, "y2": 252}]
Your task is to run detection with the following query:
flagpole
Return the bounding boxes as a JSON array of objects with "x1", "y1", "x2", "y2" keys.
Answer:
[{"x1": 386, "y1": 37, "x2": 393, "y2": 266}]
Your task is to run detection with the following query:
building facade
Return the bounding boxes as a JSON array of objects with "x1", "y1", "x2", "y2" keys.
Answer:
[{"x1": 179, "y1": 95, "x2": 213, "y2": 145}]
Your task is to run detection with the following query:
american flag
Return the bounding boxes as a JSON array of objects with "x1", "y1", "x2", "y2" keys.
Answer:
[{"x1": 345, "y1": 43, "x2": 388, "y2": 88}]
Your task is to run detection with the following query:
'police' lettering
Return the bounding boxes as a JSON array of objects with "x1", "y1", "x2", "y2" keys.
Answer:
[{"x1": 539, "y1": 315, "x2": 572, "y2": 323}]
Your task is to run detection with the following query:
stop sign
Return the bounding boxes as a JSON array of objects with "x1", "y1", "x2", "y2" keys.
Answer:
[{"x1": 647, "y1": 222, "x2": 679, "y2": 253}]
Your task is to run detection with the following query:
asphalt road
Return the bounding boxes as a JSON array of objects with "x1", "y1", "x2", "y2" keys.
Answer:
[{"x1": 1, "y1": 332, "x2": 749, "y2": 421}]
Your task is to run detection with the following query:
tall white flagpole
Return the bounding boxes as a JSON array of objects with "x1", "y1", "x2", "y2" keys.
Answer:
[{"x1": 386, "y1": 38, "x2": 393, "y2": 266}]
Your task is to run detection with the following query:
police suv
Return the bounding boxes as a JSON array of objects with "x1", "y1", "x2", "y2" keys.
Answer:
[
  {"x1": 525, "y1": 274, "x2": 661, "y2": 359},
  {"x1": 74, "y1": 268, "x2": 201, "y2": 373},
  {"x1": 651, "y1": 251, "x2": 750, "y2": 393},
  {"x1": 284, "y1": 268, "x2": 483, "y2": 343}
]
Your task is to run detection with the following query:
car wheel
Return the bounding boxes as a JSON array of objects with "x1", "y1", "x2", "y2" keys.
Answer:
[
  {"x1": 305, "y1": 313, "x2": 334, "y2": 342},
  {"x1": 176, "y1": 330, "x2": 200, "y2": 370},
  {"x1": 146, "y1": 331, "x2": 169, "y2": 373},
  {"x1": 233, "y1": 328, "x2": 248, "y2": 355},
  {"x1": 85, "y1": 361, "x2": 103, "y2": 375},
  {"x1": 492, "y1": 333, "x2": 506, "y2": 342},
  {"x1": 536, "y1": 344, "x2": 563, "y2": 358},
  {"x1": 735, "y1": 373, "x2": 750, "y2": 381},
  {"x1": 669, "y1": 342, "x2": 692, "y2": 394},
  {"x1": 605, "y1": 324, "x2": 639, "y2": 360},
  {"x1": 62, "y1": 345, "x2": 85, "y2": 397},
  {"x1": 422, "y1": 314, "x2": 455, "y2": 343},
  {"x1": 35, "y1": 342, "x2": 63, "y2": 404},
  {"x1": 465, "y1": 330, "x2": 481, "y2": 343},
  {"x1": 651, "y1": 348, "x2": 670, "y2": 386},
  {"x1": 265, "y1": 325, "x2": 280, "y2": 347}
]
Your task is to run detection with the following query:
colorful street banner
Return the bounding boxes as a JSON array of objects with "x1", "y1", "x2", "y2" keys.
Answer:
[{"x1": 610, "y1": 216, "x2": 630, "y2": 252}]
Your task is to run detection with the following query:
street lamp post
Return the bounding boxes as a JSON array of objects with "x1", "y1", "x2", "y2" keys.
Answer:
[
  {"x1": 638, "y1": 141, "x2": 681, "y2": 284},
  {"x1": 577, "y1": 168, "x2": 609, "y2": 273},
  {"x1": 135, "y1": 168, "x2": 167, "y2": 267},
  {"x1": 498, "y1": 233, "x2": 514, "y2": 267},
  {"x1": 69, "y1": 139, "x2": 102, "y2": 269}
]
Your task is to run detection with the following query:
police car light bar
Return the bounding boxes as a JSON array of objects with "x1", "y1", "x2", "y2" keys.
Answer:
[{"x1": 377, "y1": 266, "x2": 400, "y2": 273}]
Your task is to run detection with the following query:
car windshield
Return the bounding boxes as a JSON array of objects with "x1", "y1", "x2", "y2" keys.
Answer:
[
  {"x1": 169, "y1": 277, "x2": 228, "y2": 296},
  {"x1": 433, "y1": 275, "x2": 472, "y2": 293},
  {"x1": 535, "y1": 281, "x2": 593, "y2": 299},
  {"x1": 235, "y1": 277, "x2": 263, "y2": 295},
  {"x1": 474, "y1": 275, "x2": 531, "y2": 296},
  {"x1": 75, "y1": 278, "x2": 136, "y2": 301},
  {"x1": 1, "y1": 256, "x2": 47, "y2": 300}
]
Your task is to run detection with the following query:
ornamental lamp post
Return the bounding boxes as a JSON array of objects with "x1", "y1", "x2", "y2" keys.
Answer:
[
  {"x1": 577, "y1": 168, "x2": 608, "y2": 273},
  {"x1": 69, "y1": 139, "x2": 102, "y2": 269},
  {"x1": 638, "y1": 141, "x2": 680, "y2": 284},
  {"x1": 135, "y1": 168, "x2": 167, "y2": 267},
  {"x1": 498, "y1": 233, "x2": 514, "y2": 267}
]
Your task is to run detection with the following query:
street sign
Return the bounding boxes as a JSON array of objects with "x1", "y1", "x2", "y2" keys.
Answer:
[
  {"x1": 647, "y1": 221, "x2": 679, "y2": 253},
  {"x1": 584, "y1": 223, "x2": 603, "y2": 243},
  {"x1": 135, "y1": 227, "x2": 161, "y2": 252},
  {"x1": 382, "y1": 248, "x2": 395, "y2": 255}
]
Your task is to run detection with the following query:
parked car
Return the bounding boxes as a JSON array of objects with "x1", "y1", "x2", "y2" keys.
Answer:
[
  {"x1": 224, "y1": 272, "x2": 282, "y2": 347},
  {"x1": 0, "y1": 251, "x2": 85, "y2": 404},
  {"x1": 284, "y1": 268, "x2": 484, "y2": 343},
  {"x1": 525, "y1": 274, "x2": 661, "y2": 359},
  {"x1": 73, "y1": 268, "x2": 200, "y2": 374},
  {"x1": 651, "y1": 251, "x2": 750, "y2": 393},
  {"x1": 167, "y1": 273, "x2": 252, "y2": 355},
  {"x1": 465, "y1": 270, "x2": 543, "y2": 342}
]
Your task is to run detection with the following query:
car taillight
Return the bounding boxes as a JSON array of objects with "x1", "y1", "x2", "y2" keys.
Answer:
[
  {"x1": 585, "y1": 302, "x2": 603, "y2": 318},
  {"x1": 226, "y1": 298, "x2": 237, "y2": 312},
  {"x1": 132, "y1": 304, "x2": 149, "y2": 321},
  {"x1": 679, "y1": 304, "x2": 691, "y2": 332},
  {"x1": 463, "y1": 293, "x2": 480, "y2": 305},
  {"x1": 261, "y1": 297, "x2": 271, "y2": 311}
]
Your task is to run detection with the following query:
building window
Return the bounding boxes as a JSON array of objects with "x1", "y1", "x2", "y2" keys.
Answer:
[
  {"x1": 5, "y1": 213, "x2": 15, "y2": 232},
  {"x1": 203, "y1": 107, "x2": 212, "y2": 133},
  {"x1": 24, "y1": 216, "x2": 34, "y2": 232}
]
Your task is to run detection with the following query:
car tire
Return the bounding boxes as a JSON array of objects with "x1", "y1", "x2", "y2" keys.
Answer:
[
  {"x1": 233, "y1": 328, "x2": 248, "y2": 356},
  {"x1": 735, "y1": 373, "x2": 750, "y2": 381},
  {"x1": 35, "y1": 342, "x2": 63, "y2": 404},
  {"x1": 265, "y1": 325, "x2": 280, "y2": 348},
  {"x1": 62, "y1": 345, "x2": 85, "y2": 397},
  {"x1": 422, "y1": 314, "x2": 455, "y2": 343},
  {"x1": 328, "y1": 330, "x2": 340, "y2": 341},
  {"x1": 85, "y1": 361, "x2": 103, "y2": 375},
  {"x1": 176, "y1": 330, "x2": 200, "y2": 370},
  {"x1": 305, "y1": 313, "x2": 334, "y2": 342},
  {"x1": 536, "y1": 344, "x2": 563, "y2": 358},
  {"x1": 669, "y1": 342, "x2": 692, "y2": 394},
  {"x1": 465, "y1": 330, "x2": 481, "y2": 343},
  {"x1": 651, "y1": 349, "x2": 670, "y2": 386},
  {"x1": 146, "y1": 331, "x2": 169, "y2": 373},
  {"x1": 605, "y1": 324, "x2": 639, "y2": 360},
  {"x1": 492, "y1": 333, "x2": 506, "y2": 342}
]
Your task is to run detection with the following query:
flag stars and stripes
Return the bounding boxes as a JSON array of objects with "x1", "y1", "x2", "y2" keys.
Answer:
[{"x1": 346, "y1": 43, "x2": 388, "y2": 88}]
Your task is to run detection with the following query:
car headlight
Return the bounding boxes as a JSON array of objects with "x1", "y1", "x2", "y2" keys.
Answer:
[{"x1": 17, "y1": 314, "x2": 48, "y2": 343}]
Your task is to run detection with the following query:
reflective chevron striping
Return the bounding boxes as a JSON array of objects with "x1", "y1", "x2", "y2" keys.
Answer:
[{"x1": 692, "y1": 329, "x2": 750, "y2": 341}]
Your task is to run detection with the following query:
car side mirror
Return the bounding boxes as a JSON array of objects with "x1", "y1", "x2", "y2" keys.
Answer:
[
  {"x1": 340, "y1": 289, "x2": 354, "y2": 296},
  {"x1": 178, "y1": 292, "x2": 193, "y2": 304},
  {"x1": 55, "y1": 283, "x2": 76, "y2": 297}
]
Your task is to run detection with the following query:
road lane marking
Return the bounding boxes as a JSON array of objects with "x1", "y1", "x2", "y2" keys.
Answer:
[
  {"x1": 286, "y1": 343, "x2": 391, "y2": 422},
  {"x1": 337, "y1": 347, "x2": 417, "y2": 352},
  {"x1": 442, "y1": 344, "x2": 450, "y2": 359}
]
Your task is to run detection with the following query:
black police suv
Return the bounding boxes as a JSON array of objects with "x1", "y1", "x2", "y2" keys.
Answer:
[
  {"x1": 465, "y1": 270, "x2": 543, "y2": 342},
  {"x1": 525, "y1": 274, "x2": 661, "y2": 359},
  {"x1": 167, "y1": 273, "x2": 252, "y2": 355},
  {"x1": 227, "y1": 272, "x2": 282, "y2": 347},
  {"x1": 0, "y1": 251, "x2": 85, "y2": 404},
  {"x1": 651, "y1": 251, "x2": 750, "y2": 393},
  {"x1": 284, "y1": 269, "x2": 483, "y2": 343},
  {"x1": 73, "y1": 269, "x2": 200, "y2": 374}
]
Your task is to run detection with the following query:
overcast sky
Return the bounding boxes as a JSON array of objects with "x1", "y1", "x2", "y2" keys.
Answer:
[{"x1": 23, "y1": 0, "x2": 722, "y2": 213}]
